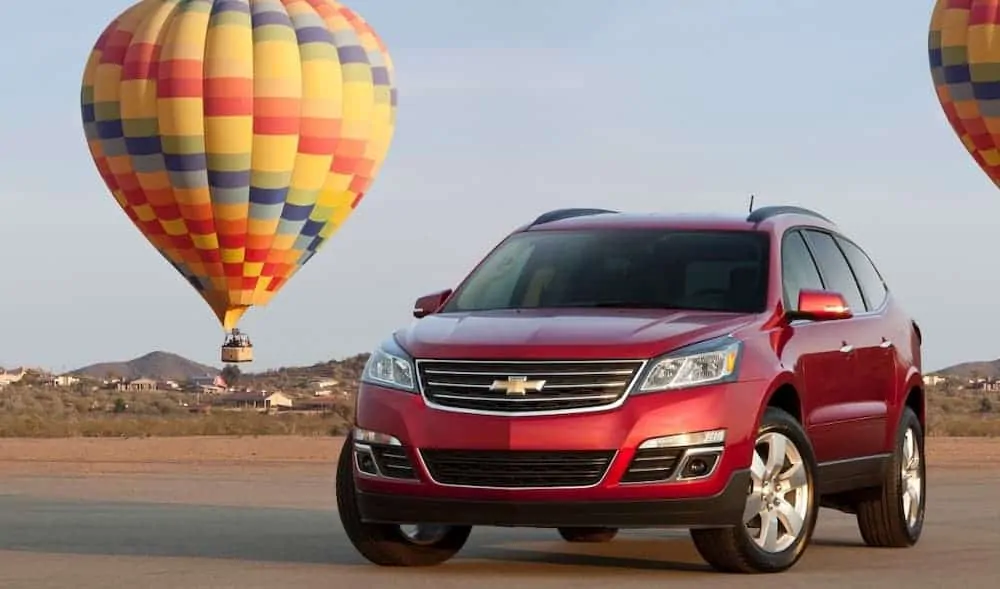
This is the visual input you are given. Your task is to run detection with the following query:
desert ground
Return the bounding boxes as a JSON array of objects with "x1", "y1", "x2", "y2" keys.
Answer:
[{"x1": 0, "y1": 436, "x2": 996, "y2": 588}]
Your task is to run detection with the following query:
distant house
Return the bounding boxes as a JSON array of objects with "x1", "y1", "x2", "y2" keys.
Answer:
[
  {"x1": 51, "y1": 375, "x2": 80, "y2": 387},
  {"x1": 295, "y1": 396, "x2": 343, "y2": 413},
  {"x1": 922, "y1": 375, "x2": 946, "y2": 386},
  {"x1": 188, "y1": 375, "x2": 227, "y2": 393},
  {"x1": 310, "y1": 379, "x2": 340, "y2": 389},
  {"x1": 217, "y1": 391, "x2": 293, "y2": 412},
  {"x1": 116, "y1": 378, "x2": 158, "y2": 392},
  {"x1": 0, "y1": 368, "x2": 26, "y2": 388}
]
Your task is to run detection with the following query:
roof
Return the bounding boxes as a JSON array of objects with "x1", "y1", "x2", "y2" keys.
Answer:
[
  {"x1": 221, "y1": 390, "x2": 288, "y2": 402},
  {"x1": 520, "y1": 206, "x2": 838, "y2": 235}
]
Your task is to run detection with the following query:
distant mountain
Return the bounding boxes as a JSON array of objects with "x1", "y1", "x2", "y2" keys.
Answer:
[
  {"x1": 932, "y1": 358, "x2": 1000, "y2": 380},
  {"x1": 71, "y1": 351, "x2": 219, "y2": 381}
]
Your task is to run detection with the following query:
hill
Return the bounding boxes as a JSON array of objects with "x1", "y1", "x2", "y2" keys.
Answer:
[
  {"x1": 71, "y1": 351, "x2": 219, "y2": 381},
  {"x1": 932, "y1": 358, "x2": 1000, "y2": 380}
]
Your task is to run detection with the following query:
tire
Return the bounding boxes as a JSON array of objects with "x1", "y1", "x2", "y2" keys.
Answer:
[
  {"x1": 855, "y1": 407, "x2": 926, "y2": 547},
  {"x1": 690, "y1": 407, "x2": 820, "y2": 574},
  {"x1": 557, "y1": 527, "x2": 619, "y2": 543},
  {"x1": 335, "y1": 436, "x2": 472, "y2": 566}
]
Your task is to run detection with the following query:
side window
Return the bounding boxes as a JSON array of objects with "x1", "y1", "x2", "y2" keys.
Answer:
[
  {"x1": 835, "y1": 236, "x2": 888, "y2": 311},
  {"x1": 780, "y1": 231, "x2": 825, "y2": 311},
  {"x1": 801, "y1": 230, "x2": 867, "y2": 313}
]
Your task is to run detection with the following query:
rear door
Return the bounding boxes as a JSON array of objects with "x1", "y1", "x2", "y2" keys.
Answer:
[
  {"x1": 833, "y1": 235, "x2": 893, "y2": 451},
  {"x1": 801, "y1": 229, "x2": 885, "y2": 459},
  {"x1": 778, "y1": 230, "x2": 857, "y2": 463}
]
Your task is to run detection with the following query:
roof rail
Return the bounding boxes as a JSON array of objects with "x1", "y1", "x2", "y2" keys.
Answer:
[
  {"x1": 529, "y1": 207, "x2": 618, "y2": 227},
  {"x1": 746, "y1": 205, "x2": 832, "y2": 224}
]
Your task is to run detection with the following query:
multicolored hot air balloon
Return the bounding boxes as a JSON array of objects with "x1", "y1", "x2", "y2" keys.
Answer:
[
  {"x1": 929, "y1": 0, "x2": 1000, "y2": 189},
  {"x1": 80, "y1": 0, "x2": 396, "y2": 362}
]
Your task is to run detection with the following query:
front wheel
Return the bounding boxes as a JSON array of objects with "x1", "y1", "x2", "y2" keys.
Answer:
[
  {"x1": 335, "y1": 436, "x2": 472, "y2": 566},
  {"x1": 855, "y1": 407, "x2": 926, "y2": 547},
  {"x1": 690, "y1": 407, "x2": 820, "y2": 573}
]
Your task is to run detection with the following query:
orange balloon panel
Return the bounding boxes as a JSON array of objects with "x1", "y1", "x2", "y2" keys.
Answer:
[
  {"x1": 80, "y1": 0, "x2": 396, "y2": 329},
  {"x1": 929, "y1": 0, "x2": 1000, "y2": 188}
]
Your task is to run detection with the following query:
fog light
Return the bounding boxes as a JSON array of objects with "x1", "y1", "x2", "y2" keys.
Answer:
[
  {"x1": 639, "y1": 429, "x2": 726, "y2": 450},
  {"x1": 678, "y1": 451, "x2": 721, "y2": 480},
  {"x1": 354, "y1": 446, "x2": 380, "y2": 476}
]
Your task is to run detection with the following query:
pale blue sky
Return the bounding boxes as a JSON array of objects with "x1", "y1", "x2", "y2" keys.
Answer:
[{"x1": 0, "y1": 0, "x2": 990, "y2": 373}]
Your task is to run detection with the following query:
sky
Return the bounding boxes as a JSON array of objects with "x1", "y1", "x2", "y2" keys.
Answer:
[{"x1": 0, "y1": 0, "x2": 992, "y2": 374}]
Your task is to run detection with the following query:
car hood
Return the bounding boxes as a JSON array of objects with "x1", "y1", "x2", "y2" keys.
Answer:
[{"x1": 395, "y1": 308, "x2": 757, "y2": 360}]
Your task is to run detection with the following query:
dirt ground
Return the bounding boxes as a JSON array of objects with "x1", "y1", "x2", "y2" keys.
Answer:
[{"x1": 0, "y1": 436, "x2": 996, "y2": 588}]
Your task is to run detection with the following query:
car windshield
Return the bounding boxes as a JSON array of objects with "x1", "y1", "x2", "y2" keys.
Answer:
[{"x1": 441, "y1": 228, "x2": 771, "y2": 313}]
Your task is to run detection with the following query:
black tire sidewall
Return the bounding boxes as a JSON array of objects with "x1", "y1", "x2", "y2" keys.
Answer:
[{"x1": 335, "y1": 436, "x2": 473, "y2": 565}]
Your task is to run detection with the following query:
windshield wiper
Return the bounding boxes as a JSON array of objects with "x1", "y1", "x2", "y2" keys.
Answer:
[{"x1": 560, "y1": 301, "x2": 675, "y2": 309}]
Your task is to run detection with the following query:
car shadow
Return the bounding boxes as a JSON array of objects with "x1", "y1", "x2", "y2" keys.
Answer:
[{"x1": 0, "y1": 495, "x2": 864, "y2": 571}]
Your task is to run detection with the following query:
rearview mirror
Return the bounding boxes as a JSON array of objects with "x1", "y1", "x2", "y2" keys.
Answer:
[
  {"x1": 413, "y1": 289, "x2": 452, "y2": 319},
  {"x1": 787, "y1": 289, "x2": 853, "y2": 322}
]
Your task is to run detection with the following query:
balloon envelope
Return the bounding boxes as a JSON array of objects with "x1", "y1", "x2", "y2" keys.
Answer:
[
  {"x1": 929, "y1": 0, "x2": 1000, "y2": 189},
  {"x1": 81, "y1": 0, "x2": 396, "y2": 330}
]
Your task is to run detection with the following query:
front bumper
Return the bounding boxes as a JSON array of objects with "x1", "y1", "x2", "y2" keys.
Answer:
[
  {"x1": 350, "y1": 379, "x2": 765, "y2": 527},
  {"x1": 357, "y1": 468, "x2": 751, "y2": 529}
]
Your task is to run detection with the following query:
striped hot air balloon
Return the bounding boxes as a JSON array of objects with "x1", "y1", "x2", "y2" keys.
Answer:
[
  {"x1": 80, "y1": 0, "x2": 396, "y2": 361},
  {"x1": 929, "y1": 0, "x2": 1000, "y2": 189}
]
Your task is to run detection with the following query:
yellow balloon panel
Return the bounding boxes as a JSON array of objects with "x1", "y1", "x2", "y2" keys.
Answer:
[{"x1": 80, "y1": 0, "x2": 396, "y2": 329}]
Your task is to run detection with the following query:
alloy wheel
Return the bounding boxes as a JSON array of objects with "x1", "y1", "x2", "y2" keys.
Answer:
[
  {"x1": 900, "y1": 426, "x2": 923, "y2": 529},
  {"x1": 743, "y1": 431, "x2": 811, "y2": 553},
  {"x1": 399, "y1": 524, "x2": 451, "y2": 545}
]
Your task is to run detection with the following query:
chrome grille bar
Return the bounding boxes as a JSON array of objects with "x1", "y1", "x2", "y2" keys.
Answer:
[{"x1": 415, "y1": 359, "x2": 647, "y2": 416}]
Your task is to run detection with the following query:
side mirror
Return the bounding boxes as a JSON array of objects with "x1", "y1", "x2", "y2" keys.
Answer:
[
  {"x1": 413, "y1": 289, "x2": 452, "y2": 319},
  {"x1": 787, "y1": 289, "x2": 853, "y2": 322}
]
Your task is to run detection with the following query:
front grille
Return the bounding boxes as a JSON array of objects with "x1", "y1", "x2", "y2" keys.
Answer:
[
  {"x1": 620, "y1": 447, "x2": 684, "y2": 483},
  {"x1": 416, "y1": 360, "x2": 645, "y2": 414},
  {"x1": 420, "y1": 449, "x2": 615, "y2": 488},
  {"x1": 370, "y1": 444, "x2": 417, "y2": 480}
]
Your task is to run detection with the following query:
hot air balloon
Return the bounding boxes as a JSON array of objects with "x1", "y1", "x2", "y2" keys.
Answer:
[
  {"x1": 80, "y1": 0, "x2": 396, "y2": 363},
  {"x1": 929, "y1": 0, "x2": 1000, "y2": 190}
]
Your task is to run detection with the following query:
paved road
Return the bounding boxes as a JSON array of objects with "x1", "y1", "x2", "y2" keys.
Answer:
[{"x1": 0, "y1": 466, "x2": 997, "y2": 589}]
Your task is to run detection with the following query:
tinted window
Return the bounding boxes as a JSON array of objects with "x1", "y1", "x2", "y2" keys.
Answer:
[
  {"x1": 801, "y1": 230, "x2": 866, "y2": 313},
  {"x1": 836, "y1": 236, "x2": 888, "y2": 310},
  {"x1": 443, "y1": 229, "x2": 770, "y2": 313},
  {"x1": 780, "y1": 231, "x2": 825, "y2": 311}
]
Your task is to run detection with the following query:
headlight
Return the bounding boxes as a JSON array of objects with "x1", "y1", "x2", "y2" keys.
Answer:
[
  {"x1": 361, "y1": 337, "x2": 416, "y2": 392},
  {"x1": 636, "y1": 337, "x2": 741, "y2": 393}
]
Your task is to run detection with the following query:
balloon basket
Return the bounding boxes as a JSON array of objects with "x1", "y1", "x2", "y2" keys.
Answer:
[{"x1": 221, "y1": 329, "x2": 253, "y2": 364}]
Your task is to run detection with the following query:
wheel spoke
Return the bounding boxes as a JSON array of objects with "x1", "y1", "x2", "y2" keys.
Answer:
[
  {"x1": 776, "y1": 500, "x2": 804, "y2": 538},
  {"x1": 760, "y1": 512, "x2": 780, "y2": 552},
  {"x1": 764, "y1": 435, "x2": 786, "y2": 480},
  {"x1": 779, "y1": 461, "x2": 807, "y2": 490},
  {"x1": 906, "y1": 478, "x2": 921, "y2": 510},
  {"x1": 750, "y1": 449, "x2": 766, "y2": 481},
  {"x1": 743, "y1": 493, "x2": 764, "y2": 523}
]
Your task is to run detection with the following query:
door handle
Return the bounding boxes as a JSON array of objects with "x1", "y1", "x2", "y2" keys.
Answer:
[
  {"x1": 839, "y1": 344, "x2": 854, "y2": 353},
  {"x1": 879, "y1": 339, "x2": 893, "y2": 349}
]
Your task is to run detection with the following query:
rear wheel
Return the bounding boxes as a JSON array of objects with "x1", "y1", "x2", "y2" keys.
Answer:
[
  {"x1": 336, "y1": 436, "x2": 471, "y2": 566},
  {"x1": 855, "y1": 407, "x2": 926, "y2": 547},
  {"x1": 557, "y1": 527, "x2": 619, "y2": 543},
  {"x1": 691, "y1": 407, "x2": 819, "y2": 573}
]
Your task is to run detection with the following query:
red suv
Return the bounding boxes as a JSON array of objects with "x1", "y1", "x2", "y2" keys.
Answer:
[{"x1": 336, "y1": 206, "x2": 926, "y2": 573}]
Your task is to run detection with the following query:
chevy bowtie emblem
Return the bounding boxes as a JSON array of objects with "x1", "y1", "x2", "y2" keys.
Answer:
[{"x1": 490, "y1": 375, "x2": 546, "y2": 396}]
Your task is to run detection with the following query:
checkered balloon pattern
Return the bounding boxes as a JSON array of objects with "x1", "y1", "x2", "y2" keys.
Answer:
[
  {"x1": 81, "y1": 0, "x2": 396, "y2": 330},
  {"x1": 929, "y1": 0, "x2": 1000, "y2": 189}
]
